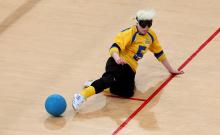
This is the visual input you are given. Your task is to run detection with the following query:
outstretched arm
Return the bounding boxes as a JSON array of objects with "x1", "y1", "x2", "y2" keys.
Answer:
[{"x1": 161, "y1": 59, "x2": 184, "y2": 75}]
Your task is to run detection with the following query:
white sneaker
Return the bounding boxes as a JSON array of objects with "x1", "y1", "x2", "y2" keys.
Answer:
[
  {"x1": 72, "y1": 93, "x2": 85, "y2": 111},
  {"x1": 83, "y1": 80, "x2": 94, "y2": 88}
]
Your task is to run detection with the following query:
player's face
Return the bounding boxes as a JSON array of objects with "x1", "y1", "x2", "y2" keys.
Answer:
[{"x1": 137, "y1": 24, "x2": 148, "y2": 35}]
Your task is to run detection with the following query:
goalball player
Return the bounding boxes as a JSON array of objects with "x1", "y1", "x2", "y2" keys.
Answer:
[{"x1": 72, "y1": 9, "x2": 183, "y2": 110}]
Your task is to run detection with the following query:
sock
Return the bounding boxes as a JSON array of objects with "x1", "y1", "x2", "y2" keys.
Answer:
[{"x1": 80, "y1": 86, "x2": 96, "y2": 99}]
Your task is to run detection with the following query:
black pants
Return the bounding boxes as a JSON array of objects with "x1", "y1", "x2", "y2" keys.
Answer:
[{"x1": 91, "y1": 57, "x2": 135, "y2": 98}]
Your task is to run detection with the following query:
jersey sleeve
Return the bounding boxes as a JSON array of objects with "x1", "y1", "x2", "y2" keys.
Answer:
[
  {"x1": 148, "y1": 30, "x2": 167, "y2": 62},
  {"x1": 109, "y1": 28, "x2": 133, "y2": 55}
]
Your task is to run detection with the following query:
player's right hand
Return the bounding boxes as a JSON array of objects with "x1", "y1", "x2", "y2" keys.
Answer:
[
  {"x1": 112, "y1": 52, "x2": 127, "y2": 65},
  {"x1": 115, "y1": 57, "x2": 127, "y2": 65}
]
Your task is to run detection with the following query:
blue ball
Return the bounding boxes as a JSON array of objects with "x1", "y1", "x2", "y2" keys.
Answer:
[{"x1": 45, "y1": 94, "x2": 67, "y2": 117}]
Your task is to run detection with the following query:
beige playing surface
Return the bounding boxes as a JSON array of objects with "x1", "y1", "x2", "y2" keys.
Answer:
[{"x1": 0, "y1": 0, "x2": 220, "y2": 135}]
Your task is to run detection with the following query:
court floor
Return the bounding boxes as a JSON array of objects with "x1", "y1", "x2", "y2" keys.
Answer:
[{"x1": 0, "y1": 0, "x2": 220, "y2": 135}]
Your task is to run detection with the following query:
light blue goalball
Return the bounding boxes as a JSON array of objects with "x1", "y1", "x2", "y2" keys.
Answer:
[{"x1": 45, "y1": 94, "x2": 67, "y2": 117}]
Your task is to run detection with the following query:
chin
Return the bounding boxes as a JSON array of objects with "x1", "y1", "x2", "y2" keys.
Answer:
[{"x1": 141, "y1": 30, "x2": 147, "y2": 35}]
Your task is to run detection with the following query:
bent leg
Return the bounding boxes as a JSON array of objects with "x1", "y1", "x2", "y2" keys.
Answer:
[
  {"x1": 81, "y1": 57, "x2": 119, "y2": 97},
  {"x1": 110, "y1": 64, "x2": 136, "y2": 98},
  {"x1": 91, "y1": 71, "x2": 115, "y2": 93}
]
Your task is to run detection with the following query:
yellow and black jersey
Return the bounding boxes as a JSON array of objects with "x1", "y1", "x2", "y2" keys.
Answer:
[{"x1": 109, "y1": 25, "x2": 167, "y2": 72}]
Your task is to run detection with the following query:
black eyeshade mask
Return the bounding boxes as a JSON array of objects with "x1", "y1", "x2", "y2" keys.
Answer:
[{"x1": 136, "y1": 17, "x2": 152, "y2": 28}]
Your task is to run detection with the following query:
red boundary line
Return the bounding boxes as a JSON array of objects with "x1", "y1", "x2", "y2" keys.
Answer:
[
  {"x1": 105, "y1": 94, "x2": 146, "y2": 101},
  {"x1": 112, "y1": 28, "x2": 220, "y2": 135}
]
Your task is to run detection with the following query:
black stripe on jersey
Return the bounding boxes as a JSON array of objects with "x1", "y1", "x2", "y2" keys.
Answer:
[
  {"x1": 121, "y1": 27, "x2": 131, "y2": 32},
  {"x1": 147, "y1": 32, "x2": 154, "y2": 42},
  {"x1": 110, "y1": 43, "x2": 121, "y2": 51},
  {"x1": 154, "y1": 50, "x2": 164, "y2": 59},
  {"x1": 131, "y1": 32, "x2": 138, "y2": 44}
]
